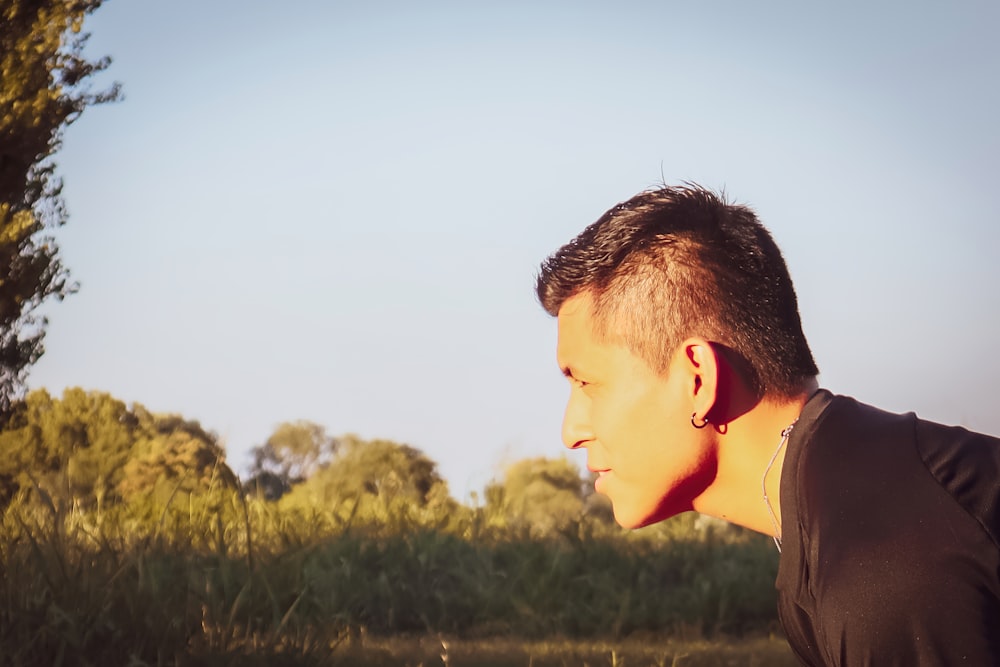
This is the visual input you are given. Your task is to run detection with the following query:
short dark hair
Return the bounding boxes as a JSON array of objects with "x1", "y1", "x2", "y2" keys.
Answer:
[{"x1": 536, "y1": 184, "x2": 818, "y2": 398}]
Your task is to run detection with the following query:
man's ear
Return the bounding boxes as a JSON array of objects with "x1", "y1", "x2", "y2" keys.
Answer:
[{"x1": 679, "y1": 337, "x2": 722, "y2": 422}]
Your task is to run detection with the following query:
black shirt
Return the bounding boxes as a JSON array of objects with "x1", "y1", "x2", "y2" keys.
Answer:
[{"x1": 776, "y1": 390, "x2": 1000, "y2": 666}]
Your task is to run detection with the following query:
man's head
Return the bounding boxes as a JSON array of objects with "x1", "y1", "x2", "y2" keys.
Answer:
[{"x1": 536, "y1": 184, "x2": 817, "y2": 399}]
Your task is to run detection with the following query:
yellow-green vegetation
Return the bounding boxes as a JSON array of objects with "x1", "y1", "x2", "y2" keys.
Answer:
[
  {"x1": 333, "y1": 636, "x2": 797, "y2": 666},
  {"x1": 0, "y1": 388, "x2": 789, "y2": 666}
]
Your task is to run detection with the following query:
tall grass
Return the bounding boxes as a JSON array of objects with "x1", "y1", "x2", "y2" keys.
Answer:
[{"x1": 0, "y1": 489, "x2": 781, "y2": 665}]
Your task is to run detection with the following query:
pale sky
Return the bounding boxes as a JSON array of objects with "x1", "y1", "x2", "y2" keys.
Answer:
[{"x1": 32, "y1": 1, "x2": 1000, "y2": 500}]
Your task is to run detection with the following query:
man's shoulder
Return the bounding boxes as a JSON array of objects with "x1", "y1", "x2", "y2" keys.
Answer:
[
  {"x1": 804, "y1": 392, "x2": 1000, "y2": 544},
  {"x1": 806, "y1": 391, "x2": 1000, "y2": 469},
  {"x1": 913, "y1": 416, "x2": 1000, "y2": 549},
  {"x1": 795, "y1": 392, "x2": 925, "y2": 496},
  {"x1": 782, "y1": 391, "x2": 1000, "y2": 665}
]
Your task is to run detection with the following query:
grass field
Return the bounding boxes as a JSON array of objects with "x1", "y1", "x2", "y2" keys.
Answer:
[{"x1": 0, "y1": 483, "x2": 788, "y2": 665}]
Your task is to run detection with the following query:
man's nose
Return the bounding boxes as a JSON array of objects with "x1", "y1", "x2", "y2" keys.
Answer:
[{"x1": 561, "y1": 394, "x2": 592, "y2": 449}]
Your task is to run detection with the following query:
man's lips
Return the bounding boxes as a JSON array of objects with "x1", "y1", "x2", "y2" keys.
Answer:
[{"x1": 589, "y1": 466, "x2": 611, "y2": 492}]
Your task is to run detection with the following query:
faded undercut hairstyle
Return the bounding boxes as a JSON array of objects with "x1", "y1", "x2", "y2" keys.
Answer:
[{"x1": 536, "y1": 184, "x2": 818, "y2": 399}]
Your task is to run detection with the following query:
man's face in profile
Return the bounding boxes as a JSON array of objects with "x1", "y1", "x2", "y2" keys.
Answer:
[{"x1": 555, "y1": 292, "x2": 712, "y2": 529}]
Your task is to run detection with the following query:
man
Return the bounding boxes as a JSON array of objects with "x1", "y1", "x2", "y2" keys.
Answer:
[{"x1": 535, "y1": 184, "x2": 1000, "y2": 665}]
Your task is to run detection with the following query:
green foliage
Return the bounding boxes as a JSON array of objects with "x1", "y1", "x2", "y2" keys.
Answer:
[
  {"x1": 485, "y1": 456, "x2": 595, "y2": 537},
  {"x1": 0, "y1": 389, "x2": 783, "y2": 663},
  {"x1": 248, "y1": 420, "x2": 338, "y2": 499},
  {"x1": 0, "y1": 487, "x2": 782, "y2": 665},
  {"x1": 118, "y1": 412, "x2": 235, "y2": 503},
  {"x1": 0, "y1": 387, "x2": 134, "y2": 506},
  {"x1": 0, "y1": 488, "x2": 344, "y2": 665},
  {"x1": 0, "y1": 387, "x2": 236, "y2": 511},
  {"x1": 280, "y1": 435, "x2": 457, "y2": 528},
  {"x1": 0, "y1": 0, "x2": 121, "y2": 416}
]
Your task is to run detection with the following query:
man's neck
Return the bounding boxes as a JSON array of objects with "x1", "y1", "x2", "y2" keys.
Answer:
[{"x1": 692, "y1": 379, "x2": 818, "y2": 536}]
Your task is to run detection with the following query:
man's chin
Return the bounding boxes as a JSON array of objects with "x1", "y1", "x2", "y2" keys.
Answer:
[
  {"x1": 611, "y1": 505, "x2": 653, "y2": 530},
  {"x1": 611, "y1": 500, "x2": 680, "y2": 530}
]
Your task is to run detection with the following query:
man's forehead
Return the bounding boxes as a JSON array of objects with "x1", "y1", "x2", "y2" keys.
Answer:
[
  {"x1": 556, "y1": 291, "x2": 615, "y2": 363},
  {"x1": 556, "y1": 292, "x2": 597, "y2": 341},
  {"x1": 557, "y1": 291, "x2": 596, "y2": 320},
  {"x1": 556, "y1": 294, "x2": 598, "y2": 378}
]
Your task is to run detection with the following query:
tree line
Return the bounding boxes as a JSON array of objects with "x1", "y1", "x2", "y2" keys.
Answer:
[
  {"x1": 0, "y1": 386, "x2": 643, "y2": 539},
  {"x1": 0, "y1": 388, "x2": 781, "y2": 665}
]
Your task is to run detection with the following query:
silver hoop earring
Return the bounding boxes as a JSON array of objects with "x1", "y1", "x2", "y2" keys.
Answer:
[{"x1": 691, "y1": 413, "x2": 709, "y2": 429}]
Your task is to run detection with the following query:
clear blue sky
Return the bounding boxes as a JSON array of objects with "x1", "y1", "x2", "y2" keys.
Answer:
[{"x1": 32, "y1": 0, "x2": 1000, "y2": 499}]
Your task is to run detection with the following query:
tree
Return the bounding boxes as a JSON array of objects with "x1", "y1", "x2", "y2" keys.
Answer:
[
  {"x1": 0, "y1": 387, "x2": 135, "y2": 508},
  {"x1": 485, "y1": 456, "x2": 606, "y2": 537},
  {"x1": 281, "y1": 435, "x2": 455, "y2": 523},
  {"x1": 1, "y1": 0, "x2": 120, "y2": 418},
  {"x1": 246, "y1": 420, "x2": 338, "y2": 499},
  {"x1": 0, "y1": 387, "x2": 235, "y2": 510},
  {"x1": 116, "y1": 412, "x2": 236, "y2": 503}
]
